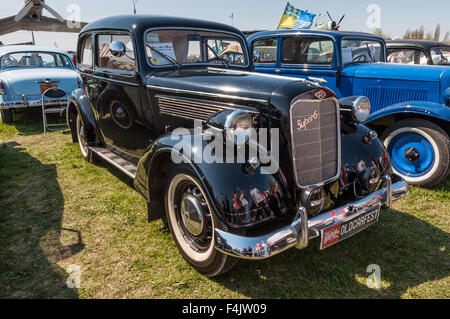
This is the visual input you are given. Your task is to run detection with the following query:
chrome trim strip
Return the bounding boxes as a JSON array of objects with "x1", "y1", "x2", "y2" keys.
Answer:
[
  {"x1": 79, "y1": 72, "x2": 140, "y2": 87},
  {"x1": 0, "y1": 98, "x2": 68, "y2": 109},
  {"x1": 214, "y1": 176, "x2": 409, "y2": 260},
  {"x1": 147, "y1": 85, "x2": 268, "y2": 104}
]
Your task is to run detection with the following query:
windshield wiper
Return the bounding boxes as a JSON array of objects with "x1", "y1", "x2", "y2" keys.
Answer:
[
  {"x1": 365, "y1": 42, "x2": 376, "y2": 62},
  {"x1": 146, "y1": 44, "x2": 182, "y2": 69},
  {"x1": 201, "y1": 39, "x2": 230, "y2": 68}
]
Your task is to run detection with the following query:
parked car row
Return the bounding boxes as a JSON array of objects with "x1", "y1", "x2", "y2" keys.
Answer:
[{"x1": 0, "y1": 14, "x2": 448, "y2": 276}]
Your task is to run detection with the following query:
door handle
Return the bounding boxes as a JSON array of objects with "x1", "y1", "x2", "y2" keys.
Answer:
[{"x1": 275, "y1": 69, "x2": 281, "y2": 74}]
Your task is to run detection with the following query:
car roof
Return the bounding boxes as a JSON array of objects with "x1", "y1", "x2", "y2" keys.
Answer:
[
  {"x1": 387, "y1": 40, "x2": 450, "y2": 50},
  {"x1": 248, "y1": 29, "x2": 384, "y2": 42},
  {"x1": 0, "y1": 45, "x2": 69, "y2": 56},
  {"x1": 81, "y1": 15, "x2": 243, "y2": 37}
]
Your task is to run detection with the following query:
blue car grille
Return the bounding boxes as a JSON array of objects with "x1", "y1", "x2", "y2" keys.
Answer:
[{"x1": 363, "y1": 87, "x2": 429, "y2": 112}]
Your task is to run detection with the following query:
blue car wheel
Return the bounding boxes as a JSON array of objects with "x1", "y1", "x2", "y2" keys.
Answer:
[{"x1": 382, "y1": 119, "x2": 450, "y2": 187}]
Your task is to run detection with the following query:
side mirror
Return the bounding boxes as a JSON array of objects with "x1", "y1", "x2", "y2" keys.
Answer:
[{"x1": 110, "y1": 41, "x2": 127, "y2": 58}]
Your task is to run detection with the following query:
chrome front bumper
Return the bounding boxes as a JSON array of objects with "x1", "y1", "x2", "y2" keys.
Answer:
[
  {"x1": 0, "y1": 97, "x2": 68, "y2": 109},
  {"x1": 214, "y1": 175, "x2": 409, "y2": 260}
]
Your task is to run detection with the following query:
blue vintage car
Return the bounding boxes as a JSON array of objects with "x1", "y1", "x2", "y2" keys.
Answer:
[
  {"x1": 0, "y1": 45, "x2": 78, "y2": 124},
  {"x1": 248, "y1": 30, "x2": 450, "y2": 187}
]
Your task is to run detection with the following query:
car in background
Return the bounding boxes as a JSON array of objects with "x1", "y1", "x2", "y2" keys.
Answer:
[
  {"x1": 387, "y1": 40, "x2": 450, "y2": 66},
  {"x1": 67, "y1": 15, "x2": 408, "y2": 276},
  {"x1": 0, "y1": 45, "x2": 78, "y2": 124},
  {"x1": 248, "y1": 30, "x2": 450, "y2": 187}
]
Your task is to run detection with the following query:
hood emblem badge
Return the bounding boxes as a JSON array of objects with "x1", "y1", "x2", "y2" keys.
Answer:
[
  {"x1": 297, "y1": 110, "x2": 319, "y2": 132},
  {"x1": 315, "y1": 89, "x2": 327, "y2": 100}
]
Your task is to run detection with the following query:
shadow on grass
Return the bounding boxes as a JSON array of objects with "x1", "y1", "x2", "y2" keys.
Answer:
[
  {"x1": 4, "y1": 109, "x2": 69, "y2": 137},
  {"x1": 0, "y1": 142, "x2": 84, "y2": 298},
  {"x1": 213, "y1": 207, "x2": 450, "y2": 298}
]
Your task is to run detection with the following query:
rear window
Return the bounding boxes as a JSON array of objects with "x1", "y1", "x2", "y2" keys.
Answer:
[
  {"x1": 1, "y1": 52, "x2": 73, "y2": 70},
  {"x1": 253, "y1": 39, "x2": 278, "y2": 64}
]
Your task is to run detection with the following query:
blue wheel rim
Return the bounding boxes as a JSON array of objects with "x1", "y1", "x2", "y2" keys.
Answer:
[{"x1": 387, "y1": 132, "x2": 435, "y2": 177}]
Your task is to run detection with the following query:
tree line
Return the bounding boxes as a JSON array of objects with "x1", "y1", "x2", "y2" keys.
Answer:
[{"x1": 373, "y1": 24, "x2": 449, "y2": 43}]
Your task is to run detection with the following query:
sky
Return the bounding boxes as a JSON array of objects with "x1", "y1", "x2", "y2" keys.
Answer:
[{"x1": 0, "y1": 0, "x2": 449, "y2": 51}]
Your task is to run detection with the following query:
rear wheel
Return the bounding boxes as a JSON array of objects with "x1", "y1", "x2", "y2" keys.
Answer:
[
  {"x1": 382, "y1": 119, "x2": 450, "y2": 187},
  {"x1": 0, "y1": 109, "x2": 13, "y2": 124},
  {"x1": 76, "y1": 114, "x2": 99, "y2": 163},
  {"x1": 164, "y1": 164, "x2": 238, "y2": 277}
]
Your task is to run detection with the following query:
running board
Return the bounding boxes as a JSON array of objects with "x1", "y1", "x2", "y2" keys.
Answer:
[{"x1": 89, "y1": 147, "x2": 137, "y2": 179}]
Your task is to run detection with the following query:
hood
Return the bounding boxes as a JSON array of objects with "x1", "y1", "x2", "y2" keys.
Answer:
[
  {"x1": 2, "y1": 68, "x2": 78, "y2": 99},
  {"x1": 146, "y1": 67, "x2": 310, "y2": 105},
  {"x1": 342, "y1": 62, "x2": 446, "y2": 82}
]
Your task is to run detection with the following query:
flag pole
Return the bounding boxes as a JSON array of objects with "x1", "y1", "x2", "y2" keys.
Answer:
[{"x1": 276, "y1": 2, "x2": 289, "y2": 30}]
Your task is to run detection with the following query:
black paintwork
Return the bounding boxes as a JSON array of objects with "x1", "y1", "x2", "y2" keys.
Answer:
[
  {"x1": 69, "y1": 15, "x2": 393, "y2": 235},
  {"x1": 387, "y1": 40, "x2": 450, "y2": 65}
]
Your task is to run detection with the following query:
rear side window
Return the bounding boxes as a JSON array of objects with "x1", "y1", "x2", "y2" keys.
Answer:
[
  {"x1": 282, "y1": 38, "x2": 334, "y2": 65},
  {"x1": 97, "y1": 34, "x2": 135, "y2": 72},
  {"x1": 79, "y1": 35, "x2": 93, "y2": 67},
  {"x1": 253, "y1": 39, "x2": 278, "y2": 64},
  {"x1": 387, "y1": 49, "x2": 428, "y2": 65}
]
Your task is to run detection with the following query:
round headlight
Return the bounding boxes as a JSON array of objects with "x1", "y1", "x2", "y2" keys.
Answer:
[
  {"x1": 352, "y1": 96, "x2": 371, "y2": 123},
  {"x1": 224, "y1": 110, "x2": 254, "y2": 146}
]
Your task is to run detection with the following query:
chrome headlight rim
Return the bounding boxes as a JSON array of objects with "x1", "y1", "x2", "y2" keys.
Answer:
[
  {"x1": 224, "y1": 110, "x2": 254, "y2": 146},
  {"x1": 352, "y1": 96, "x2": 371, "y2": 123}
]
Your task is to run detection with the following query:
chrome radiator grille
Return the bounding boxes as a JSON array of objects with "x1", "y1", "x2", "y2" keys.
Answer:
[
  {"x1": 290, "y1": 98, "x2": 340, "y2": 187},
  {"x1": 156, "y1": 95, "x2": 240, "y2": 122}
]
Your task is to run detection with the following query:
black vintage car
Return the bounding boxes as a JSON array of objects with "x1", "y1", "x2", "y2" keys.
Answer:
[
  {"x1": 67, "y1": 15, "x2": 409, "y2": 276},
  {"x1": 387, "y1": 40, "x2": 450, "y2": 66}
]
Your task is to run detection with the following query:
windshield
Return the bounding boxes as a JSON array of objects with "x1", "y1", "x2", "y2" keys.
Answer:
[
  {"x1": 1, "y1": 51, "x2": 73, "y2": 70},
  {"x1": 341, "y1": 39, "x2": 384, "y2": 65},
  {"x1": 431, "y1": 47, "x2": 450, "y2": 65},
  {"x1": 145, "y1": 29, "x2": 247, "y2": 67}
]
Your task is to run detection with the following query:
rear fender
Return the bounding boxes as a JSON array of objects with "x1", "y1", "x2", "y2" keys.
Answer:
[{"x1": 67, "y1": 88, "x2": 98, "y2": 143}]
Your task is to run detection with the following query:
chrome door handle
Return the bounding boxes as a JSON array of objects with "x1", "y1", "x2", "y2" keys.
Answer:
[{"x1": 275, "y1": 69, "x2": 281, "y2": 74}]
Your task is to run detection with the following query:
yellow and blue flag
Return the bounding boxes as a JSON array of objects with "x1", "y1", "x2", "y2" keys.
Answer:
[{"x1": 277, "y1": 2, "x2": 316, "y2": 30}]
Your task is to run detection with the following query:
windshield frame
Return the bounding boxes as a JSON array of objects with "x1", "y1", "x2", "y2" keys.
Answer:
[
  {"x1": 340, "y1": 37, "x2": 386, "y2": 66},
  {"x1": 431, "y1": 46, "x2": 450, "y2": 65},
  {"x1": 143, "y1": 27, "x2": 250, "y2": 69},
  {"x1": 0, "y1": 51, "x2": 75, "y2": 71}
]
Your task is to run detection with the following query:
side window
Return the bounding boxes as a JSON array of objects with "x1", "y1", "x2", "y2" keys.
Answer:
[
  {"x1": 253, "y1": 39, "x2": 277, "y2": 64},
  {"x1": 79, "y1": 35, "x2": 93, "y2": 67},
  {"x1": 282, "y1": 38, "x2": 334, "y2": 65},
  {"x1": 387, "y1": 49, "x2": 427, "y2": 65},
  {"x1": 97, "y1": 34, "x2": 135, "y2": 72}
]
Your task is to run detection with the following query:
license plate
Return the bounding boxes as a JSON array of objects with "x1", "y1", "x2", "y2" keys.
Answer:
[
  {"x1": 320, "y1": 207, "x2": 380, "y2": 250},
  {"x1": 40, "y1": 84, "x2": 57, "y2": 94}
]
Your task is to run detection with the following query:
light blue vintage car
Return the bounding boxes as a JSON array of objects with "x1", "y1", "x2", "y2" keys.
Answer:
[
  {"x1": 0, "y1": 45, "x2": 78, "y2": 124},
  {"x1": 248, "y1": 30, "x2": 450, "y2": 187}
]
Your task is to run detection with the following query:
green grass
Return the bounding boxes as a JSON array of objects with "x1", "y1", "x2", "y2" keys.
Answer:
[{"x1": 0, "y1": 112, "x2": 449, "y2": 299}]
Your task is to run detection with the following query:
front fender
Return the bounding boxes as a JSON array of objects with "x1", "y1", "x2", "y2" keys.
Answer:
[
  {"x1": 135, "y1": 132, "x2": 290, "y2": 229},
  {"x1": 366, "y1": 101, "x2": 450, "y2": 124},
  {"x1": 67, "y1": 88, "x2": 98, "y2": 143}
]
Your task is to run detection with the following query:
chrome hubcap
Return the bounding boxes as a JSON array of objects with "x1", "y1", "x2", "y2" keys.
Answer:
[{"x1": 181, "y1": 193, "x2": 205, "y2": 236}]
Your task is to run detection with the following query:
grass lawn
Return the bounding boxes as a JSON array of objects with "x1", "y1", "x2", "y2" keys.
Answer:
[{"x1": 0, "y1": 112, "x2": 449, "y2": 299}]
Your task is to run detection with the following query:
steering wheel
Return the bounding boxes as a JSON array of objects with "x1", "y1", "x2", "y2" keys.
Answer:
[{"x1": 353, "y1": 55, "x2": 367, "y2": 63}]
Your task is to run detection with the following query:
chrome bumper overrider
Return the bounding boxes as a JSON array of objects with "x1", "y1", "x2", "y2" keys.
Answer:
[
  {"x1": 0, "y1": 98, "x2": 68, "y2": 109},
  {"x1": 214, "y1": 175, "x2": 409, "y2": 260}
]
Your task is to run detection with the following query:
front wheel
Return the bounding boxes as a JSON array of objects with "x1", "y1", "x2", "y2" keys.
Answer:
[
  {"x1": 164, "y1": 164, "x2": 238, "y2": 277},
  {"x1": 0, "y1": 109, "x2": 13, "y2": 124},
  {"x1": 381, "y1": 119, "x2": 450, "y2": 187}
]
